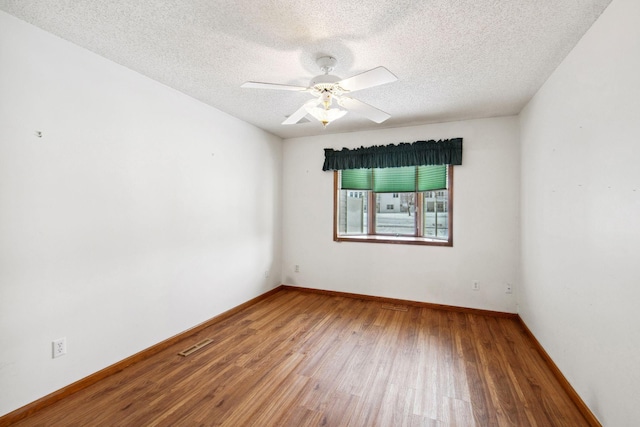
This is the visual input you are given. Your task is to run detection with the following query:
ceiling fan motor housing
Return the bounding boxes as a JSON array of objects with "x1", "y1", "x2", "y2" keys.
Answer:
[
  {"x1": 309, "y1": 73, "x2": 341, "y2": 88},
  {"x1": 309, "y1": 56, "x2": 343, "y2": 90}
]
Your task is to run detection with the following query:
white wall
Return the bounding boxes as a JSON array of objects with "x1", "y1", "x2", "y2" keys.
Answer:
[
  {"x1": 519, "y1": 0, "x2": 640, "y2": 425},
  {"x1": 0, "y1": 12, "x2": 282, "y2": 416},
  {"x1": 282, "y1": 117, "x2": 520, "y2": 313}
]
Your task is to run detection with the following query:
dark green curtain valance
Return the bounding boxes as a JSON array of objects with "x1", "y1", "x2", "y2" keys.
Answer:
[{"x1": 322, "y1": 138, "x2": 462, "y2": 171}]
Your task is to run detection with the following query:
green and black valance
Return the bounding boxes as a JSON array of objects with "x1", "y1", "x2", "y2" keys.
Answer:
[{"x1": 322, "y1": 138, "x2": 462, "y2": 171}]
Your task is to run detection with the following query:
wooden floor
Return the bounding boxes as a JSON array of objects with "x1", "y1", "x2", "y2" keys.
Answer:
[{"x1": 12, "y1": 289, "x2": 588, "y2": 426}]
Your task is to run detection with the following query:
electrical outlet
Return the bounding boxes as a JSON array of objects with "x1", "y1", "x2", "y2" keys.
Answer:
[
  {"x1": 506, "y1": 283, "x2": 513, "y2": 294},
  {"x1": 264, "y1": 270, "x2": 269, "y2": 279},
  {"x1": 472, "y1": 280, "x2": 479, "y2": 291},
  {"x1": 52, "y1": 338, "x2": 66, "y2": 358},
  {"x1": 294, "y1": 265, "x2": 300, "y2": 273}
]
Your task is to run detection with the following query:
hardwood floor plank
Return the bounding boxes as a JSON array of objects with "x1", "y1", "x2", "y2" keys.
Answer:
[
  {"x1": 276, "y1": 405, "x2": 326, "y2": 427},
  {"x1": 10, "y1": 289, "x2": 591, "y2": 426}
]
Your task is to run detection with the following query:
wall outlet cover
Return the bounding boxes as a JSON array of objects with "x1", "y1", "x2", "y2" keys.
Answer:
[{"x1": 52, "y1": 337, "x2": 67, "y2": 358}]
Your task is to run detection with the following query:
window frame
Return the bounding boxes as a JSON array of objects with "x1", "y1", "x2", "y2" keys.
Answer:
[{"x1": 333, "y1": 166, "x2": 454, "y2": 247}]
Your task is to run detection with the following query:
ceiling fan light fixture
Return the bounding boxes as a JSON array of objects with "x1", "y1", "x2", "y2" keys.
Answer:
[{"x1": 305, "y1": 104, "x2": 347, "y2": 128}]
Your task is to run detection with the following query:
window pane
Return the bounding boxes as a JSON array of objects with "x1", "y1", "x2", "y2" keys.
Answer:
[
  {"x1": 423, "y1": 190, "x2": 448, "y2": 239},
  {"x1": 338, "y1": 190, "x2": 368, "y2": 235},
  {"x1": 334, "y1": 167, "x2": 453, "y2": 246},
  {"x1": 375, "y1": 192, "x2": 416, "y2": 235}
]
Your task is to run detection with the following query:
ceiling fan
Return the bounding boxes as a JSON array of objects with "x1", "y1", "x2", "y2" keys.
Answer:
[{"x1": 241, "y1": 56, "x2": 397, "y2": 128}]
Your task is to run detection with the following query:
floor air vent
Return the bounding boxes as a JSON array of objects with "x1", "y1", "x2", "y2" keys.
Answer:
[
  {"x1": 178, "y1": 338, "x2": 213, "y2": 357},
  {"x1": 380, "y1": 304, "x2": 408, "y2": 312}
]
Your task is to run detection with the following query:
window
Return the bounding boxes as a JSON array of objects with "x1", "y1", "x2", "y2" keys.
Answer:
[{"x1": 334, "y1": 165, "x2": 453, "y2": 246}]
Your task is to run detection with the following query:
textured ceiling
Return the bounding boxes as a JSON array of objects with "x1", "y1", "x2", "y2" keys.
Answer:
[{"x1": 0, "y1": 0, "x2": 612, "y2": 139}]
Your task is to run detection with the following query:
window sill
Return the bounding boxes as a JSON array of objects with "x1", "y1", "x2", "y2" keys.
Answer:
[{"x1": 335, "y1": 234, "x2": 452, "y2": 247}]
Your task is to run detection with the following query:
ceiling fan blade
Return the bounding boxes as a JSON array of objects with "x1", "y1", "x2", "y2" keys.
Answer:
[
  {"x1": 241, "y1": 81, "x2": 308, "y2": 91},
  {"x1": 337, "y1": 67, "x2": 397, "y2": 92},
  {"x1": 282, "y1": 99, "x2": 318, "y2": 125},
  {"x1": 338, "y1": 97, "x2": 391, "y2": 123}
]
